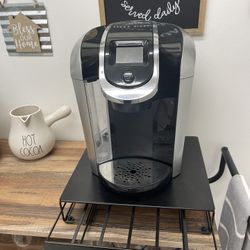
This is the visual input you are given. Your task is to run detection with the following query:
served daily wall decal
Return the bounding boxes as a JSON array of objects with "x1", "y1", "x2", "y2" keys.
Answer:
[
  {"x1": 99, "y1": 0, "x2": 207, "y2": 35},
  {"x1": 120, "y1": 0, "x2": 181, "y2": 21}
]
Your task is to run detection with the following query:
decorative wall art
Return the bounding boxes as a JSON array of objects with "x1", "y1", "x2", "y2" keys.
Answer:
[
  {"x1": 8, "y1": 12, "x2": 41, "y2": 53},
  {"x1": 0, "y1": 0, "x2": 53, "y2": 55},
  {"x1": 99, "y1": 0, "x2": 207, "y2": 35}
]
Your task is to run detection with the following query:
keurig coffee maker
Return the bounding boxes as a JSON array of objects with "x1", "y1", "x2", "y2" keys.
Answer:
[{"x1": 71, "y1": 21, "x2": 195, "y2": 193}]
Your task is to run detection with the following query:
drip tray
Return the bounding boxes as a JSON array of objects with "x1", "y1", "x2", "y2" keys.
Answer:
[{"x1": 98, "y1": 158, "x2": 172, "y2": 193}]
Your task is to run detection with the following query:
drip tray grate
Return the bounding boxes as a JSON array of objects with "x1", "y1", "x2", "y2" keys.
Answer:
[
  {"x1": 44, "y1": 203, "x2": 219, "y2": 250},
  {"x1": 98, "y1": 158, "x2": 172, "y2": 193}
]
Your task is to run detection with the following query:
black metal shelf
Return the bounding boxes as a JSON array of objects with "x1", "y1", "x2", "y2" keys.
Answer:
[
  {"x1": 45, "y1": 203, "x2": 217, "y2": 250},
  {"x1": 59, "y1": 137, "x2": 214, "y2": 212},
  {"x1": 44, "y1": 137, "x2": 218, "y2": 250}
]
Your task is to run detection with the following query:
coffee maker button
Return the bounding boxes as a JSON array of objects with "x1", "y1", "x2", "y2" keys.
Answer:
[{"x1": 123, "y1": 71, "x2": 134, "y2": 84}]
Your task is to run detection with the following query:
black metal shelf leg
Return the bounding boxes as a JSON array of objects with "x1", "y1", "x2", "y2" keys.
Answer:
[
  {"x1": 80, "y1": 204, "x2": 97, "y2": 243},
  {"x1": 179, "y1": 210, "x2": 188, "y2": 250},
  {"x1": 71, "y1": 204, "x2": 89, "y2": 243},
  {"x1": 98, "y1": 205, "x2": 111, "y2": 246},
  {"x1": 126, "y1": 206, "x2": 135, "y2": 249},
  {"x1": 59, "y1": 201, "x2": 76, "y2": 223},
  {"x1": 59, "y1": 201, "x2": 67, "y2": 222},
  {"x1": 47, "y1": 202, "x2": 66, "y2": 240},
  {"x1": 208, "y1": 212, "x2": 218, "y2": 250},
  {"x1": 155, "y1": 208, "x2": 160, "y2": 249}
]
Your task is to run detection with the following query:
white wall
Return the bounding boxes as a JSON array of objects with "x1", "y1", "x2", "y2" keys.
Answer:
[
  {"x1": 0, "y1": 0, "x2": 250, "y2": 223},
  {"x1": 0, "y1": 0, "x2": 100, "y2": 140},
  {"x1": 187, "y1": 0, "x2": 250, "y2": 222}
]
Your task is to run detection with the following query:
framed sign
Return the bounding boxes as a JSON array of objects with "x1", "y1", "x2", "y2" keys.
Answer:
[
  {"x1": 99, "y1": 0, "x2": 207, "y2": 35},
  {"x1": 0, "y1": 1, "x2": 53, "y2": 56}
]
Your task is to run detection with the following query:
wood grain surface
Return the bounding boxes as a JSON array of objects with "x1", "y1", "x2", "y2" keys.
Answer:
[
  {"x1": 0, "y1": 234, "x2": 44, "y2": 250},
  {"x1": 0, "y1": 140, "x2": 220, "y2": 249},
  {"x1": 0, "y1": 140, "x2": 85, "y2": 238}
]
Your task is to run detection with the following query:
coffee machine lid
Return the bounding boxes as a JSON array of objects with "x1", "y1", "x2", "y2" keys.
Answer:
[
  {"x1": 70, "y1": 21, "x2": 195, "y2": 104},
  {"x1": 99, "y1": 21, "x2": 159, "y2": 104}
]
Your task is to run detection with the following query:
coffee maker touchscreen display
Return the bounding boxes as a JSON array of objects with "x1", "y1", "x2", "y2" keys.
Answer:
[{"x1": 116, "y1": 46, "x2": 143, "y2": 64}]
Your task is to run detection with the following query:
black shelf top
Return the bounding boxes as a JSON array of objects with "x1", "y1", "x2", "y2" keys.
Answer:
[{"x1": 60, "y1": 136, "x2": 215, "y2": 211}]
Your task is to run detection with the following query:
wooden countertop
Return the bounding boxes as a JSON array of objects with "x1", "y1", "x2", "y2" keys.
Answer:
[
  {"x1": 0, "y1": 139, "x2": 220, "y2": 249},
  {"x1": 0, "y1": 139, "x2": 85, "y2": 237}
]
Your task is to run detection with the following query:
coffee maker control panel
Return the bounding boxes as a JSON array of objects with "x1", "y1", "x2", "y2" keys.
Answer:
[{"x1": 103, "y1": 23, "x2": 155, "y2": 88}]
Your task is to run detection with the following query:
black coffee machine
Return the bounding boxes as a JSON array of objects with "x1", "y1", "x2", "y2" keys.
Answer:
[{"x1": 70, "y1": 21, "x2": 195, "y2": 194}]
